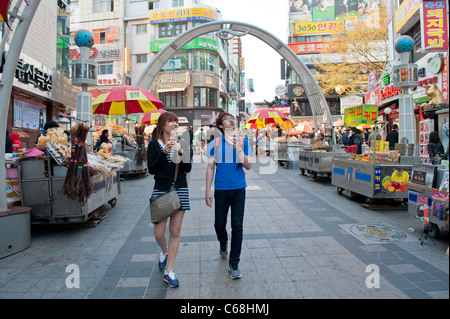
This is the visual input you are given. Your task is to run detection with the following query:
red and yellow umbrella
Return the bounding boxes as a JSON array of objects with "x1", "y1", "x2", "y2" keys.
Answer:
[
  {"x1": 139, "y1": 109, "x2": 167, "y2": 125},
  {"x1": 92, "y1": 85, "x2": 164, "y2": 115},
  {"x1": 246, "y1": 107, "x2": 289, "y2": 129}
]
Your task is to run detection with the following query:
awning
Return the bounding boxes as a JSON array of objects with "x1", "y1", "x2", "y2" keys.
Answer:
[{"x1": 157, "y1": 87, "x2": 187, "y2": 93}]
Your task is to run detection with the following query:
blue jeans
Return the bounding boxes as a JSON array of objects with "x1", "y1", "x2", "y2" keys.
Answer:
[{"x1": 214, "y1": 188, "x2": 246, "y2": 267}]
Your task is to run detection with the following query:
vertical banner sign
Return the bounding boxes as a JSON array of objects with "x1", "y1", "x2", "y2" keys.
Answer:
[
  {"x1": 421, "y1": 0, "x2": 448, "y2": 51},
  {"x1": 374, "y1": 168, "x2": 382, "y2": 194},
  {"x1": 443, "y1": 56, "x2": 449, "y2": 103}
]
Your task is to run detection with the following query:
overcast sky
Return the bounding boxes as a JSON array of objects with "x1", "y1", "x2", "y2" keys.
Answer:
[{"x1": 212, "y1": 0, "x2": 290, "y2": 104}]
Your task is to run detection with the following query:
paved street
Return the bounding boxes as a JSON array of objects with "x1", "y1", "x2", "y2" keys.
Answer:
[{"x1": 0, "y1": 155, "x2": 448, "y2": 299}]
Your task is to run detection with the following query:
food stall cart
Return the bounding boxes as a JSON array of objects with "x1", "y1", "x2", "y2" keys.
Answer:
[
  {"x1": 112, "y1": 133, "x2": 147, "y2": 175},
  {"x1": 331, "y1": 104, "x2": 420, "y2": 205},
  {"x1": 18, "y1": 125, "x2": 127, "y2": 224},
  {"x1": 299, "y1": 146, "x2": 333, "y2": 178},
  {"x1": 408, "y1": 162, "x2": 449, "y2": 238}
]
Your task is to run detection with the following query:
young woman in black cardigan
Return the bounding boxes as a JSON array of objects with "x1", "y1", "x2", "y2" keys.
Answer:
[{"x1": 147, "y1": 111, "x2": 192, "y2": 288}]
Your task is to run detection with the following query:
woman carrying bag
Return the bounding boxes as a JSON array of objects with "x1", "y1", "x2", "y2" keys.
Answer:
[{"x1": 147, "y1": 112, "x2": 192, "y2": 288}]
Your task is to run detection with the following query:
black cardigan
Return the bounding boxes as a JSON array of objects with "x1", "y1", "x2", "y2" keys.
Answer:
[{"x1": 147, "y1": 140, "x2": 192, "y2": 190}]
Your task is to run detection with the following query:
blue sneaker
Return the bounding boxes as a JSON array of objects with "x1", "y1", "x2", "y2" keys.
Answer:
[
  {"x1": 158, "y1": 252, "x2": 167, "y2": 270},
  {"x1": 164, "y1": 269, "x2": 180, "y2": 288},
  {"x1": 228, "y1": 264, "x2": 242, "y2": 280}
]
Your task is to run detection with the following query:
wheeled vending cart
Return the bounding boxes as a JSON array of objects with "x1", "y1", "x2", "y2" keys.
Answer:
[
  {"x1": 18, "y1": 157, "x2": 120, "y2": 224},
  {"x1": 408, "y1": 163, "x2": 449, "y2": 238},
  {"x1": 332, "y1": 158, "x2": 416, "y2": 204}
]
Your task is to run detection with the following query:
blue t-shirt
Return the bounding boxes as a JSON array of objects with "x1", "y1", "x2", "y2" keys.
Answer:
[{"x1": 206, "y1": 136, "x2": 252, "y2": 190}]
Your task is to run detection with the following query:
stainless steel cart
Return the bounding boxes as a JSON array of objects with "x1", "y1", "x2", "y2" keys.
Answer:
[
  {"x1": 331, "y1": 158, "x2": 415, "y2": 203},
  {"x1": 19, "y1": 158, "x2": 120, "y2": 224},
  {"x1": 113, "y1": 143, "x2": 147, "y2": 175}
]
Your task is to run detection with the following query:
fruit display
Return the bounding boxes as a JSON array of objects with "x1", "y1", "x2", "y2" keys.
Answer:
[{"x1": 381, "y1": 170, "x2": 410, "y2": 193}]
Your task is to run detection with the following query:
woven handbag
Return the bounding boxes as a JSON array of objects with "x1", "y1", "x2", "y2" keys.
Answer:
[{"x1": 150, "y1": 164, "x2": 182, "y2": 224}]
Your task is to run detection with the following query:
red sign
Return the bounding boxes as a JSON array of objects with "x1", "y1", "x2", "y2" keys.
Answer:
[
  {"x1": 272, "y1": 107, "x2": 290, "y2": 114},
  {"x1": 288, "y1": 42, "x2": 333, "y2": 55},
  {"x1": 443, "y1": 56, "x2": 449, "y2": 102},
  {"x1": 365, "y1": 85, "x2": 381, "y2": 105},
  {"x1": 380, "y1": 86, "x2": 403, "y2": 100},
  {"x1": 421, "y1": 0, "x2": 448, "y2": 51}
]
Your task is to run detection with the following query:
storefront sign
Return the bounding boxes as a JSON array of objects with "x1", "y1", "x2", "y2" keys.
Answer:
[
  {"x1": 125, "y1": 48, "x2": 131, "y2": 75},
  {"x1": 443, "y1": 56, "x2": 449, "y2": 102},
  {"x1": 97, "y1": 74, "x2": 122, "y2": 86},
  {"x1": 294, "y1": 20, "x2": 345, "y2": 35},
  {"x1": 150, "y1": 38, "x2": 219, "y2": 53},
  {"x1": 395, "y1": 0, "x2": 421, "y2": 33},
  {"x1": 420, "y1": 0, "x2": 448, "y2": 51},
  {"x1": 288, "y1": 42, "x2": 333, "y2": 54},
  {"x1": 15, "y1": 59, "x2": 52, "y2": 91},
  {"x1": 287, "y1": 84, "x2": 306, "y2": 99},
  {"x1": 344, "y1": 104, "x2": 378, "y2": 126},
  {"x1": 272, "y1": 107, "x2": 290, "y2": 114},
  {"x1": 418, "y1": 76, "x2": 438, "y2": 87},
  {"x1": 149, "y1": 7, "x2": 219, "y2": 24},
  {"x1": 365, "y1": 85, "x2": 381, "y2": 106},
  {"x1": 70, "y1": 46, "x2": 121, "y2": 61},
  {"x1": 380, "y1": 86, "x2": 403, "y2": 101}
]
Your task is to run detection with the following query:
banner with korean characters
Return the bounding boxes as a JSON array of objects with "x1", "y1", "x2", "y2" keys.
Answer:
[
  {"x1": 420, "y1": 0, "x2": 448, "y2": 52},
  {"x1": 294, "y1": 20, "x2": 345, "y2": 35},
  {"x1": 344, "y1": 104, "x2": 378, "y2": 126}
]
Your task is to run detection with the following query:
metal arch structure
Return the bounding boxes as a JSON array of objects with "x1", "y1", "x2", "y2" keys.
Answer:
[{"x1": 136, "y1": 21, "x2": 333, "y2": 133}]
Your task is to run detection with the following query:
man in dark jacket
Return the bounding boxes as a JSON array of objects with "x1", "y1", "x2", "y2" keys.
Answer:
[{"x1": 386, "y1": 124, "x2": 399, "y2": 150}]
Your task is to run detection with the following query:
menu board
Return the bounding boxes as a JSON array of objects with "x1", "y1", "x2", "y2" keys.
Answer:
[
  {"x1": 419, "y1": 119, "x2": 434, "y2": 163},
  {"x1": 13, "y1": 98, "x2": 46, "y2": 130}
]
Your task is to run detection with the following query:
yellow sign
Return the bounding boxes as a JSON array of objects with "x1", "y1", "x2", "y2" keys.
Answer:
[
  {"x1": 149, "y1": 7, "x2": 219, "y2": 24},
  {"x1": 294, "y1": 21, "x2": 345, "y2": 35},
  {"x1": 395, "y1": 0, "x2": 420, "y2": 33}
]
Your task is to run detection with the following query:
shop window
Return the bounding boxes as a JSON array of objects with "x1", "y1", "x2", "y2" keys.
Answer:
[
  {"x1": 136, "y1": 24, "x2": 147, "y2": 34},
  {"x1": 136, "y1": 54, "x2": 148, "y2": 64},
  {"x1": 98, "y1": 62, "x2": 113, "y2": 75},
  {"x1": 172, "y1": 0, "x2": 184, "y2": 7},
  {"x1": 149, "y1": 1, "x2": 159, "y2": 10},
  {"x1": 99, "y1": 31, "x2": 106, "y2": 44},
  {"x1": 194, "y1": 87, "x2": 217, "y2": 108},
  {"x1": 93, "y1": 0, "x2": 114, "y2": 13},
  {"x1": 159, "y1": 91, "x2": 187, "y2": 108},
  {"x1": 161, "y1": 52, "x2": 188, "y2": 72},
  {"x1": 159, "y1": 22, "x2": 188, "y2": 38},
  {"x1": 193, "y1": 51, "x2": 217, "y2": 74}
]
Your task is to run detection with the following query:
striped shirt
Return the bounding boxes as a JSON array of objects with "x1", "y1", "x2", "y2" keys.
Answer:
[{"x1": 151, "y1": 140, "x2": 190, "y2": 211}]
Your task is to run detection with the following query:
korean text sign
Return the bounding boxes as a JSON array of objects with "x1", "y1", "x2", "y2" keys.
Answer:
[
  {"x1": 421, "y1": 0, "x2": 448, "y2": 51},
  {"x1": 344, "y1": 104, "x2": 378, "y2": 126}
]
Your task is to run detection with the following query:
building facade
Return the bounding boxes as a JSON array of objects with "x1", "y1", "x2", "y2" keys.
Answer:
[
  {"x1": 286, "y1": 0, "x2": 387, "y2": 119},
  {"x1": 125, "y1": 0, "x2": 240, "y2": 126},
  {"x1": 2, "y1": 0, "x2": 80, "y2": 148}
]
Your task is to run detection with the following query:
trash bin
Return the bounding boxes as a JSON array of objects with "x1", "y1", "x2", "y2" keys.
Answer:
[{"x1": 0, "y1": 206, "x2": 31, "y2": 259}]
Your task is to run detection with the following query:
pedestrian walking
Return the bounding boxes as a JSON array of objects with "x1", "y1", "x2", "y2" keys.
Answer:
[
  {"x1": 341, "y1": 128, "x2": 350, "y2": 145},
  {"x1": 147, "y1": 111, "x2": 192, "y2": 288},
  {"x1": 198, "y1": 128, "x2": 206, "y2": 155},
  {"x1": 205, "y1": 112, "x2": 253, "y2": 280},
  {"x1": 386, "y1": 124, "x2": 399, "y2": 150}
]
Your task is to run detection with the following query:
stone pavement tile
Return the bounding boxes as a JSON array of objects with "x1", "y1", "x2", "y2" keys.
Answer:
[
  {"x1": 27, "y1": 278, "x2": 66, "y2": 294},
  {"x1": 294, "y1": 279, "x2": 337, "y2": 299},
  {"x1": 428, "y1": 290, "x2": 449, "y2": 299},
  {"x1": 387, "y1": 263, "x2": 423, "y2": 274},
  {"x1": 117, "y1": 277, "x2": 150, "y2": 288},
  {"x1": 232, "y1": 282, "x2": 268, "y2": 299},
  {"x1": 166, "y1": 287, "x2": 200, "y2": 299},
  {"x1": 304, "y1": 255, "x2": 337, "y2": 267},
  {"x1": 262, "y1": 282, "x2": 303, "y2": 299},
  {"x1": 401, "y1": 272, "x2": 439, "y2": 283},
  {"x1": 111, "y1": 287, "x2": 146, "y2": 299},
  {"x1": 0, "y1": 278, "x2": 40, "y2": 293},
  {"x1": 285, "y1": 264, "x2": 321, "y2": 282},
  {"x1": 255, "y1": 267, "x2": 290, "y2": 284},
  {"x1": 402, "y1": 287, "x2": 433, "y2": 299},
  {"x1": 144, "y1": 288, "x2": 168, "y2": 299},
  {"x1": 414, "y1": 280, "x2": 449, "y2": 293},
  {"x1": 122, "y1": 262, "x2": 154, "y2": 278},
  {"x1": 200, "y1": 286, "x2": 233, "y2": 299}
]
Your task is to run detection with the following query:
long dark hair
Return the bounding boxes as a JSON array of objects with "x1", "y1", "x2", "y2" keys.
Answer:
[{"x1": 151, "y1": 111, "x2": 178, "y2": 142}]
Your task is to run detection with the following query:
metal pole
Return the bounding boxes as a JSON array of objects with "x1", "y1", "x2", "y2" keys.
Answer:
[{"x1": 0, "y1": 0, "x2": 41, "y2": 212}]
